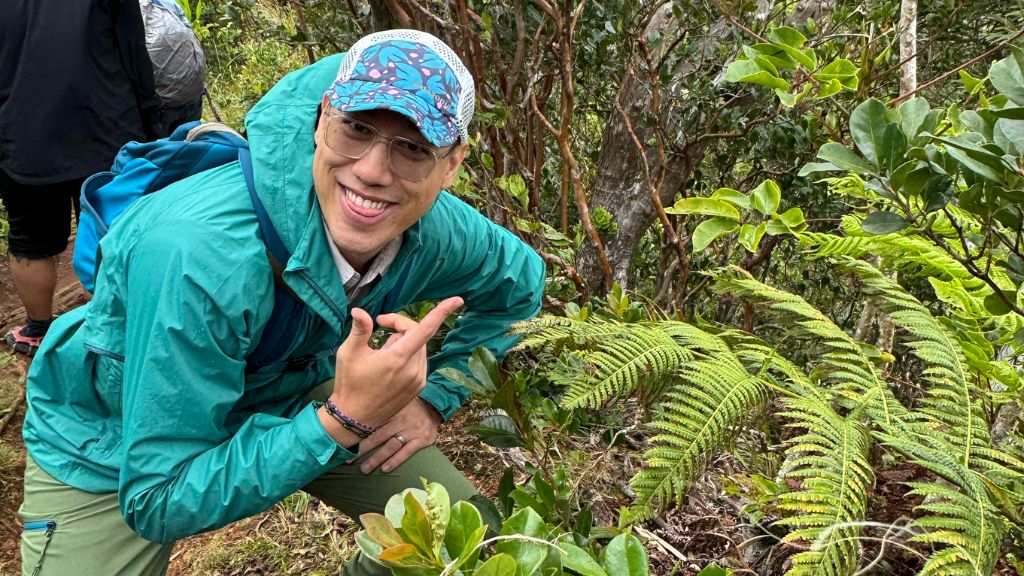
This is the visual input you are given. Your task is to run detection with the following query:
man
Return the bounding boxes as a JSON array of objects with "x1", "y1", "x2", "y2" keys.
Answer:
[
  {"x1": 0, "y1": 0, "x2": 163, "y2": 355},
  {"x1": 19, "y1": 30, "x2": 545, "y2": 575}
]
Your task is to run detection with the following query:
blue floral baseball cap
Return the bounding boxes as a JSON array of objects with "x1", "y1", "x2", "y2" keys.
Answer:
[{"x1": 327, "y1": 30, "x2": 475, "y2": 148}]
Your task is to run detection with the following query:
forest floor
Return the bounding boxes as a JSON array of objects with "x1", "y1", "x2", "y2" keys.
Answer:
[{"x1": 0, "y1": 238, "x2": 988, "y2": 576}]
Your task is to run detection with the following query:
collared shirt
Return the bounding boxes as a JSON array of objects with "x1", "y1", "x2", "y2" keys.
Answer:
[{"x1": 323, "y1": 220, "x2": 402, "y2": 304}]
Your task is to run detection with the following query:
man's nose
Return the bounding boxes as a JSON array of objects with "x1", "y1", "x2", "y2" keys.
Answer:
[{"x1": 351, "y1": 140, "x2": 394, "y2": 186}]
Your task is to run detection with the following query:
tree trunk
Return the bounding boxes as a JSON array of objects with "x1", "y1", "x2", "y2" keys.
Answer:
[{"x1": 899, "y1": 0, "x2": 918, "y2": 95}]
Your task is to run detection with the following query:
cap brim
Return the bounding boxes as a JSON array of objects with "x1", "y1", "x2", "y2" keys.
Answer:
[{"x1": 327, "y1": 79, "x2": 460, "y2": 148}]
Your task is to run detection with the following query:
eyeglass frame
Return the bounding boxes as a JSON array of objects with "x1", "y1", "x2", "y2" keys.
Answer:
[{"x1": 320, "y1": 111, "x2": 459, "y2": 182}]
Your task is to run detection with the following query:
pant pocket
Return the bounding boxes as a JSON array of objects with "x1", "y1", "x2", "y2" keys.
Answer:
[{"x1": 21, "y1": 519, "x2": 57, "y2": 576}]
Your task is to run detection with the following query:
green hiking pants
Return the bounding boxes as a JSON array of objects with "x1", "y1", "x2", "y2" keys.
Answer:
[{"x1": 20, "y1": 441, "x2": 476, "y2": 576}]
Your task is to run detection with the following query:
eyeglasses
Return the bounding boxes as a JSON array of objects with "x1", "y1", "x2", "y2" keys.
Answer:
[{"x1": 322, "y1": 113, "x2": 454, "y2": 182}]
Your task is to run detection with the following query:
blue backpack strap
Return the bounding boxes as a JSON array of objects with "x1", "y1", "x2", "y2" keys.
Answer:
[{"x1": 239, "y1": 150, "x2": 336, "y2": 374}]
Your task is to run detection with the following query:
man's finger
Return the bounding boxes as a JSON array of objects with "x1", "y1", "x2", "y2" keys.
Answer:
[
  {"x1": 340, "y1": 308, "x2": 374, "y2": 353},
  {"x1": 376, "y1": 313, "x2": 419, "y2": 333},
  {"x1": 391, "y1": 297, "x2": 463, "y2": 355}
]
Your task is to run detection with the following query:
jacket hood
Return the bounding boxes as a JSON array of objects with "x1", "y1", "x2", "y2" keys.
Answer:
[{"x1": 245, "y1": 54, "x2": 342, "y2": 257}]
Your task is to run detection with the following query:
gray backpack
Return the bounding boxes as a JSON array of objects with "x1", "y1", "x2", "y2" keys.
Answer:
[{"x1": 139, "y1": 0, "x2": 206, "y2": 107}]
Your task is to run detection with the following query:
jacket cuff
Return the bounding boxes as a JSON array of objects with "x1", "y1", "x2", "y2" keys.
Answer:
[{"x1": 294, "y1": 402, "x2": 359, "y2": 464}]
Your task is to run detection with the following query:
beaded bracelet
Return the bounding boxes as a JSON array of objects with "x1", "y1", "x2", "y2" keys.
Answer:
[{"x1": 324, "y1": 397, "x2": 378, "y2": 439}]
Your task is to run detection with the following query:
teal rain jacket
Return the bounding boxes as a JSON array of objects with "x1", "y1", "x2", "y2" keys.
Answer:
[{"x1": 22, "y1": 54, "x2": 545, "y2": 543}]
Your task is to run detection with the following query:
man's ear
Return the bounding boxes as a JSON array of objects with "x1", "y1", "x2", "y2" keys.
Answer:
[{"x1": 440, "y1": 143, "x2": 469, "y2": 189}]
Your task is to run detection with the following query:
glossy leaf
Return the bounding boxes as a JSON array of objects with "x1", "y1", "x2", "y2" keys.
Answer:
[
  {"x1": 465, "y1": 414, "x2": 524, "y2": 448},
  {"x1": 476, "y1": 553, "x2": 518, "y2": 576},
  {"x1": 468, "y1": 346, "x2": 500, "y2": 392},
  {"x1": 816, "y1": 143, "x2": 872, "y2": 173},
  {"x1": 738, "y1": 223, "x2": 767, "y2": 252},
  {"x1": 861, "y1": 211, "x2": 908, "y2": 234},
  {"x1": 989, "y1": 48, "x2": 1024, "y2": 105},
  {"x1": 798, "y1": 161, "x2": 841, "y2": 176},
  {"x1": 497, "y1": 508, "x2": 548, "y2": 576},
  {"x1": 899, "y1": 97, "x2": 931, "y2": 140},
  {"x1": 446, "y1": 501, "x2": 486, "y2": 572},
  {"x1": 777, "y1": 207, "x2": 807, "y2": 231},
  {"x1": 750, "y1": 179, "x2": 781, "y2": 215},
  {"x1": 601, "y1": 532, "x2": 649, "y2": 576},
  {"x1": 691, "y1": 218, "x2": 739, "y2": 252},
  {"x1": 710, "y1": 187, "x2": 751, "y2": 209},
  {"x1": 361, "y1": 513, "x2": 405, "y2": 548},
  {"x1": 665, "y1": 198, "x2": 741, "y2": 220},
  {"x1": 878, "y1": 123, "x2": 908, "y2": 172},
  {"x1": 559, "y1": 541, "x2": 608, "y2": 576},
  {"x1": 725, "y1": 59, "x2": 790, "y2": 91},
  {"x1": 812, "y1": 58, "x2": 858, "y2": 87},
  {"x1": 400, "y1": 491, "x2": 436, "y2": 559},
  {"x1": 850, "y1": 98, "x2": 890, "y2": 167},
  {"x1": 437, "y1": 367, "x2": 491, "y2": 397}
]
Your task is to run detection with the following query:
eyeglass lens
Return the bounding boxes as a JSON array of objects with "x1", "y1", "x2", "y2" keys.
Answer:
[{"x1": 325, "y1": 115, "x2": 438, "y2": 181}]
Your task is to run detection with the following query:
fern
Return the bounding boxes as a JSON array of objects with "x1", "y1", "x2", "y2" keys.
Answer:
[
  {"x1": 774, "y1": 397, "x2": 874, "y2": 576},
  {"x1": 878, "y1": 428, "x2": 1008, "y2": 576},
  {"x1": 712, "y1": 266, "x2": 905, "y2": 425},
  {"x1": 629, "y1": 338, "x2": 771, "y2": 518}
]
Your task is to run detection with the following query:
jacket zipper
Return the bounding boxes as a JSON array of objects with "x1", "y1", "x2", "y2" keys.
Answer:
[{"x1": 24, "y1": 520, "x2": 56, "y2": 576}]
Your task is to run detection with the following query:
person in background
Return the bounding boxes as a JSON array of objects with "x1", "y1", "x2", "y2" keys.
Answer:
[
  {"x1": 0, "y1": 0, "x2": 162, "y2": 355},
  {"x1": 19, "y1": 29, "x2": 545, "y2": 575}
]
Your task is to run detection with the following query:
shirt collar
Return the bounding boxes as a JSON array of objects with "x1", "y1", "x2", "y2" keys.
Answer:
[{"x1": 322, "y1": 219, "x2": 402, "y2": 298}]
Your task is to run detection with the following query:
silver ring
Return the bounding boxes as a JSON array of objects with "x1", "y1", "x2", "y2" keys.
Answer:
[{"x1": 393, "y1": 433, "x2": 408, "y2": 446}]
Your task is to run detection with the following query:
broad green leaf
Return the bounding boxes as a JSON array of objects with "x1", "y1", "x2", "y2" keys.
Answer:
[
  {"x1": 445, "y1": 500, "x2": 484, "y2": 561},
  {"x1": 861, "y1": 211, "x2": 908, "y2": 234},
  {"x1": 750, "y1": 179, "x2": 781, "y2": 215},
  {"x1": 691, "y1": 218, "x2": 739, "y2": 252},
  {"x1": 602, "y1": 532, "x2": 649, "y2": 576},
  {"x1": 747, "y1": 43, "x2": 797, "y2": 70},
  {"x1": 812, "y1": 58, "x2": 858, "y2": 85},
  {"x1": 921, "y1": 173, "x2": 954, "y2": 212},
  {"x1": 990, "y1": 48, "x2": 1024, "y2": 105},
  {"x1": 814, "y1": 78, "x2": 843, "y2": 99},
  {"x1": 928, "y1": 132, "x2": 1005, "y2": 182},
  {"x1": 400, "y1": 491, "x2": 436, "y2": 559},
  {"x1": 496, "y1": 174, "x2": 529, "y2": 210},
  {"x1": 437, "y1": 367, "x2": 491, "y2": 396},
  {"x1": 710, "y1": 187, "x2": 751, "y2": 209},
  {"x1": 816, "y1": 143, "x2": 872, "y2": 173},
  {"x1": 878, "y1": 123, "x2": 908, "y2": 172},
  {"x1": 664, "y1": 198, "x2": 741, "y2": 220},
  {"x1": 768, "y1": 26, "x2": 816, "y2": 69},
  {"x1": 465, "y1": 414, "x2": 524, "y2": 448},
  {"x1": 738, "y1": 223, "x2": 767, "y2": 252},
  {"x1": 775, "y1": 89, "x2": 798, "y2": 107},
  {"x1": 477, "y1": 553, "x2": 518, "y2": 576},
  {"x1": 959, "y1": 69, "x2": 986, "y2": 95},
  {"x1": 559, "y1": 541, "x2": 608, "y2": 576},
  {"x1": 984, "y1": 291, "x2": 1015, "y2": 316},
  {"x1": 725, "y1": 60, "x2": 789, "y2": 91},
  {"x1": 777, "y1": 207, "x2": 807, "y2": 231},
  {"x1": 992, "y1": 107, "x2": 1024, "y2": 120},
  {"x1": 850, "y1": 98, "x2": 890, "y2": 167},
  {"x1": 995, "y1": 118, "x2": 1024, "y2": 155},
  {"x1": 468, "y1": 346, "x2": 500, "y2": 392},
  {"x1": 361, "y1": 513, "x2": 405, "y2": 548},
  {"x1": 797, "y1": 161, "x2": 840, "y2": 176},
  {"x1": 899, "y1": 97, "x2": 931, "y2": 140},
  {"x1": 497, "y1": 508, "x2": 548, "y2": 576},
  {"x1": 386, "y1": 488, "x2": 428, "y2": 527}
]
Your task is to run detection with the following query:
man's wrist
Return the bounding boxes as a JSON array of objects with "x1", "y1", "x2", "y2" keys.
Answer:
[{"x1": 314, "y1": 402, "x2": 361, "y2": 452}]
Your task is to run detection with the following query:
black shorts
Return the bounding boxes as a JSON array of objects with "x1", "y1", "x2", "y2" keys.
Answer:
[{"x1": 0, "y1": 169, "x2": 82, "y2": 259}]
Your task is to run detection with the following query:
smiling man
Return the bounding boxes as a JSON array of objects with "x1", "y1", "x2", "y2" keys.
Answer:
[{"x1": 19, "y1": 30, "x2": 544, "y2": 575}]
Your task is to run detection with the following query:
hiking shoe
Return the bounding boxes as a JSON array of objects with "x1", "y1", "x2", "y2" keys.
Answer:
[{"x1": 5, "y1": 325, "x2": 43, "y2": 356}]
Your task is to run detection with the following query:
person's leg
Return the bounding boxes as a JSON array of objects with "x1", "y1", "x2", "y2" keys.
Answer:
[
  {"x1": 19, "y1": 455, "x2": 174, "y2": 576},
  {"x1": 0, "y1": 172, "x2": 81, "y2": 354}
]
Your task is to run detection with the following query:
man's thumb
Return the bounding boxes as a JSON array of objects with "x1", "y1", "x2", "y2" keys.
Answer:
[{"x1": 342, "y1": 308, "x2": 374, "y2": 350}]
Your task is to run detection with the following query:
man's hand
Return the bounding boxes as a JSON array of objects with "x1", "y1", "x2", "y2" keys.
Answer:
[
  {"x1": 324, "y1": 296, "x2": 462, "y2": 445},
  {"x1": 358, "y1": 398, "x2": 442, "y2": 473}
]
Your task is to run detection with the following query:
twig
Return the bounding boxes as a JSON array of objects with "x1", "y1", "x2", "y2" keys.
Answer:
[
  {"x1": 889, "y1": 26, "x2": 1024, "y2": 105},
  {"x1": 0, "y1": 361, "x2": 27, "y2": 436},
  {"x1": 634, "y1": 525, "x2": 688, "y2": 563}
]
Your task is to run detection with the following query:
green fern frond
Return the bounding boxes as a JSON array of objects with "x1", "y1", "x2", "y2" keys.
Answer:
[
  {"x1": 560, "y1": 323, "x2": 692, "y2": 408},
  {"x1": 629, "y1": 343, "x2": 771, "y2": 519},
  {"x1": 511, "y1": 315, "x2": 629, "y2": 353},
  {"x1": 833, "y1": 257, "x2": 990, "y2": 467},
  {"x1": 773, "y1": 397, "x2": 873, "y2": 576},
  {"x1": 878, "y1": 429, "x2": 1008, "y2": 576},
  {"x1": 711, "y1": 266, "x2": 904, "y2": 425}
]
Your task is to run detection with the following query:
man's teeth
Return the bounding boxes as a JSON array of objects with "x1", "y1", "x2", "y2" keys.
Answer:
[{"x1": 346, "y1": 188, "x2": 389, "y2": 210}]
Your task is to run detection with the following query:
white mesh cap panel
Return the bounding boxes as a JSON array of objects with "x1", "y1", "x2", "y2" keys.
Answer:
[{"x1": 335, "y1": 29, "x2": 475, "y2": 142}]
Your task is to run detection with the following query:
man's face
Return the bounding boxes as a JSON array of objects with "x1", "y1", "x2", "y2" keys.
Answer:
[{"x1": 313, "y1": 100, "x2": 466, "y2": 272}]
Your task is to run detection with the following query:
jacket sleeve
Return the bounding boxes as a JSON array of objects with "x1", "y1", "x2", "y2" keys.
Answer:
[
  {"x1": 117, "y1": 221, "x2": 355, "y2": 543},
  {"x1": 415, "y1": 196, "x2": 546, "y2": 420}
]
